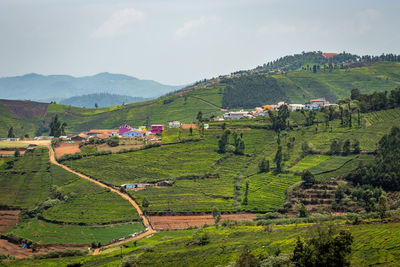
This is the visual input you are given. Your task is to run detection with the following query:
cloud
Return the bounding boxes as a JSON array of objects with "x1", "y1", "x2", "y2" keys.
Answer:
[
  {"x1": 174, "y1": 16, "x2": 208, "y2": 39},
  {"x1": 92, "y1": 8, "x2": 144, "y2": 38},
  {"x1": 356, "y1": 8, "x2": 380, "y2": 34},
  {"x1": 257, "y1": 22, "x2": 296, "y2": 35}
]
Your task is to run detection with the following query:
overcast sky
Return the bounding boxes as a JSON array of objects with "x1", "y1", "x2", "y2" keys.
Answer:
[{"x1": 0, "y1": 0, "x2": 399, "y2": 84}]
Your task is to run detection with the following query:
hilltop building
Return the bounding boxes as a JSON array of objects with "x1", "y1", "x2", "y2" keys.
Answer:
[
  {"x1": 119, "y1": 125, "x2": 132, "y2": 136},
  {"x1": 151, "y1": 124, "x2": 165, "y2": 134}
]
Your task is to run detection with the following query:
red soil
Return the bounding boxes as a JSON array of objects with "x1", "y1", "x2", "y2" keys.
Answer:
[
  {"x1": 0, "y1": 151, "x2": 25, "y2": 157},
  {"x1": 0, "y1": 240, "x2": 88, "y2": 259},
  {"x1": 149, "y1": 213, "x2": 257, "y2": 230},
  {"x1": 55, "y1": 142, "x2": 81, "y2": 159}
]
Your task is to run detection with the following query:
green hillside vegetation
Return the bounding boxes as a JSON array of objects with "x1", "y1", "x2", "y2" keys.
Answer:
[
  {"x1": 59, "y1": 106, "x2": 400, "y2": 214},
  {"x1": 1, "y1": 61, "x2": 400, "y2": 138},
  {"x1": 222, "y1": 62, "x2": 400, "y2": 108},
  {"x1": 6, "y1": 221, "x2": 400, "y2": 266},
  {"x1": 0, "y1": 149, "x2": 139, "y2": 223},
  {"x1": 7, "y1": 219, "x2": 143, "y2": 245}
]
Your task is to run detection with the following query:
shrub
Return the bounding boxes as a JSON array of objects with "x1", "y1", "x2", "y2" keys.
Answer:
[{"x1": 107, "y1": 136, "x2": 120, "y2": 147}]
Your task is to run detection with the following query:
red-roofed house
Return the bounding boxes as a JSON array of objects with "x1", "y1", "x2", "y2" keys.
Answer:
[
  {"x1": 119, "y1": 125, "x2": 132, "y2": 136},
  {"x1": 310, "y1": 98, "x2": 329, "y2": 106}
]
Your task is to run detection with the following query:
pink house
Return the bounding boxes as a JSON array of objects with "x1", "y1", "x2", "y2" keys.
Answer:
[
  {"x1": 119, "y1": 125, "x2": 132, "y2": 136},
  {"x1": 151, "y1": 124, "x2": 164, "y2": 134}
]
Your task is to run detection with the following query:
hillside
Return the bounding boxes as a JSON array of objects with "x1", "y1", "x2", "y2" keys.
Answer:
[
  {"x1": 0, "y1": 72, "x2": 183, "y2": 101},
  {"x1": 59, "y1": 93, "x2": 149, "y2": 108},
  {"x1": 1, "y1": 59, "x2": 400, "y2": 137}
]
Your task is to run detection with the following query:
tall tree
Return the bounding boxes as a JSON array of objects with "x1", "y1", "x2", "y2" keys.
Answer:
[
  {"x1": 7, "y1": 127, "x2": 15, "y2": 138},
  {"x1": 274, "y1": 146, "x2": 283, "y2": 172}
]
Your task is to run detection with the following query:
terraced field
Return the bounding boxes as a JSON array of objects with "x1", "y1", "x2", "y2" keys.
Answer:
[
  {"x1": 7, "y1": 219, "x2": 144, "y2": 245},
  {"x1": 7, "y1": 222, "x2": 400, "y2": 266}
]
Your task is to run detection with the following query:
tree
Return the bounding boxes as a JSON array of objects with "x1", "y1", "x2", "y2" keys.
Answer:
[
  {"x1": 291, "y1": 225, "x2": 353, "y2": 267},
  {"x1": 235, "y1": 245, "x2": 260, "y2": 267},
  {"x1": 242, "y1": 181, "x2": 249, "y2": 205},
  {"x1": 7, "y1": 127, "x2": 15, "y2": 138},
  {"x1": 352, "y1": 140, "x2": 360, "y2": 154},
  {"x1": 313, "y1": 65, "x2": 317, "y2": 73},
  {"x1": 302, "y1": 142, "x2": 310, "y2": 155},
  {"x1": 14, "y1": 150, "x2": 20, "y2": 157},
  {"x1": 218, "y1": 130, "x2": 230, "y2": 153},
  {"x1": 342, "y1": 139, "x2": 351, "y2": 155},
  {"x1": 377, "y1": 193, "x2": 388, "y2": 219},
  {"x1": 107, "y1": 136, "x2": 119, "y2": 147},
  {"x1": 142, "y1": 198, "x2": 149, "y2": 208},
  {"x1": 196, "y1": 111, "x2": 203, "y2": 122},
  {"x1": 330, "y1": 140, "x2": 341, "y2": 155},
  {"x1": 189, "y1": 127, "x2": 193, "y2": 136},
  {"x1": 95, "y1": 103, "x2": 98, "y2": 108},
  {"x1": 302, "y1": 170, "x2": 315, "y2": 186},
  {"x1": 212, "y1": 206, "x2": 221, "y2": 225},
  {"x1": 274, "y1": 146, "x2": 283, "y2": 172},
  {"x1": 350, "y1": 88, "x2": 360, "y2": 100},
  {"x1": 258, "y1": 158, "x2": 270, "y2": 173},
  {"x1": 339, "y1": 106, "x2": 344, "y2": 126},
  {"x1": 49, "y1": 115, "x2": 67, "y2": 137},
  {"x1": 348, "y1": 103, "x2": 352, "y2": 128}
]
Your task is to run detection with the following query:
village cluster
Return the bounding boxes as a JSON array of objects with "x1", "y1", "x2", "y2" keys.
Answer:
[{"x1": 216, "y1": 98, "x2": 338, "y2": 120}]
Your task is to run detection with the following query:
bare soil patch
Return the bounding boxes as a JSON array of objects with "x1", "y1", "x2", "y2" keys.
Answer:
[
  {"x1": 0, "y1": 150, "x2": 25, "y2": 157},
  {"x1": 0, "y1": 99, "x2": 49, "y2": 118},
  {"x1": 149, "y1": 213, "x2": 257, "y2": 230},
  {"x1": 0, "y1": 210, "x2": 20, "y2": 233},
  {"x1": 181, "y1": 124, "x2": 199, "y2": 130},
  {"x1": 55, "y1": 142, "x2": 81, "y2": 159},
  {"x1": 0, "y1": 240, "x2": 87, "y2": 259}
]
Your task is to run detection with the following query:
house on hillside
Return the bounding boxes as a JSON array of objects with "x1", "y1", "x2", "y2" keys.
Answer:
[
  {"x1": 121, "y1": 183, "x2": 151, "y2": 189},
  {"x1": 122, "y1": 129, "x2": 147, "y2": 137},
  {"x1": 263, "y1": 105, "x2": 276, "y2": 111},
  {"x1": 168, "y1": 121, "x2": 181, "y2": 127},
  {"x1": 223, "y1": 110, "x2": 251, "y2": 120},
  {"x1": 310, "y1": 98, "x2": 329, "y2": 106},
  {"x1": 151, "y1": 124, "x2": 165, "y2": 134},
  {"x1": 288, "y1": 104, "x2": 305, "y2": 111},
  {"x1": 119, "y1": 125, "x2": 132, "y2": 136}
]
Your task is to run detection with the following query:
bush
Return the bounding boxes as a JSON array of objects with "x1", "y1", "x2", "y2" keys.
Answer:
[
  {"x1": 34, "y1": 249, "x2": 87, "y2": 259},
  {"x1": 107, "y1": 136, "x2": 120, "y2": 147}
]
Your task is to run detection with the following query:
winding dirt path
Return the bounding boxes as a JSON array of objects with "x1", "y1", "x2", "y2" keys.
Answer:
[{"x1": 47, "y1": 146, "x2": 156, "y2": 255}]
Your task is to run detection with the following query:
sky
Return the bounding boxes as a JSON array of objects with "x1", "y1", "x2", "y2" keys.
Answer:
[{"x1": 0, "y1": 0, "x2": 399, "y2": 85}]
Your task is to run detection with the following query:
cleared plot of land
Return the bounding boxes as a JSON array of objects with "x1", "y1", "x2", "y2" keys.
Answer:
[
  {"x1": 0, "y1": 239, "x2": 87, "y2": 259},
  {"x1": 7, "y1": 219, "x2": 144, "y2": 245},
  {"x1": 0, "y1": 210, "x2": 20, "y2": 233},
  {"x1": 0, "y1": 140, "x2": 50, "y2": 149},
  {"x1": 54, "y1": 142, "x2": 81, "y2": 158},
  {"x1": 149, "y1": 213, "x2": 257, "y2": 230}
]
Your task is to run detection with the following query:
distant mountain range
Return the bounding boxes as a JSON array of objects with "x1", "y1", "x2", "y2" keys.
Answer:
[
  {"x1": 59, "y1": 93, "x2": 149, "y2": 108},
  {"x1": 0, "y1": 72, "x2": 183, "y2": 101}
]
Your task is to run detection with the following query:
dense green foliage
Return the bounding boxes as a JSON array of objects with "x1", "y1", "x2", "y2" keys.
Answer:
[
  {"x1": 347, "y1": 126, "x2": 400, "y2": 190},
  {"x1": 6, "y1": 222, "x2": 400, "y2": 266}
]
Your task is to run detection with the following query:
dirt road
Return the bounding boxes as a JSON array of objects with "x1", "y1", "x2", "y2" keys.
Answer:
[{"x1": 47, "y1": 146, "x2": 156, "y2": 255}]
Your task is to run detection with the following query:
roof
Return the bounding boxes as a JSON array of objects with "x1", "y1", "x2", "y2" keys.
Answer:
[
  {"x1": 322, "y1": 52, "x2": 337, "y2": 58},
  {"x1": 151, "y1": 124, "x2": 164, "y2": 127},
  {"x1": 310, "y1": 98, "x2": 326, "y2": 102}
]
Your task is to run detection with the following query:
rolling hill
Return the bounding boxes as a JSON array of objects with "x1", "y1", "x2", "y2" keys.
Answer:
[
  {"x1": 1, "y1": 54, "x2": 400, "y2": 137},
  {"x1": 59, "y1": 93, "x2": 149, "y2": 108},
  {"x1": 0, "y1": 72, "x2": 183, "y2": 101}
]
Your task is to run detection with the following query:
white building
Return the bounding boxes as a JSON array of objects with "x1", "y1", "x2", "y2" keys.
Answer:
[
  {"x1": 288, "y1": 104, "x2": 305, "y2": 111},
  {"x1": 223, "y1": 110, "x2": 251, "y2": 120}
]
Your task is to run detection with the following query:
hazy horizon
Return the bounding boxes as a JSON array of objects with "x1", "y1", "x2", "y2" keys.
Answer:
[{"x1": 1, "y1": 0, "x2": 399, "y2": 85}]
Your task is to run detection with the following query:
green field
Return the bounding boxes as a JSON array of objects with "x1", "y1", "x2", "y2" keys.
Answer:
[
  {"x1": 0, "y1": 149, "x2": 139, "y2": 224},
  {"x1": 6, "y1": 222, "x2": 400, "y2": 266},
  {"x1": 7, "y1": 219, "x2": 144, "y2": 245}
]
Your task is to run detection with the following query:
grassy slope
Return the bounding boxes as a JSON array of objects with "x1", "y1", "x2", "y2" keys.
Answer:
[
  {"x1": 62, "y1": 108, "x2": 400, "y2": 213},
  {"x1": 6, "y1": 222, "x2": 400, "y2": 266},
  {"x1": 0, "y1": 149, "x2": 139, "y2": 224},
  {"x1": 1, "y1": 62, "x2": 399, "y2": 137},
  {"x1": 271, "y1": 62, "x2": 400, "y2": 103}
]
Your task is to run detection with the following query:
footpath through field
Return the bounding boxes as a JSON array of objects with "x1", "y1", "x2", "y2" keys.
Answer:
[{"x1": 47, "y1": 146, "x2": 156, "y2": 255}]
